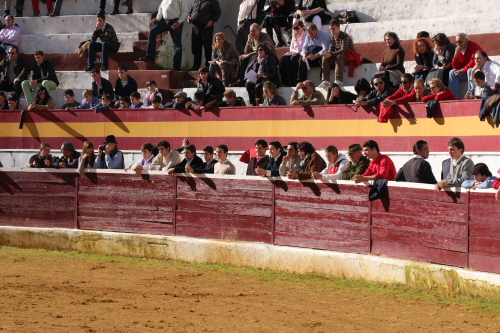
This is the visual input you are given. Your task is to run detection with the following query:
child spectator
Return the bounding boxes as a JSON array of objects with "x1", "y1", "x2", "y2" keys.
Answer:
[
  {"x1": 143, "y1": 95, "x2": 164, "y2": 109},
  {"x1": 129, "y1": 92, "x2": 143, "y2": 108},
  {"x1": 466, "y1": 71, "x2": 493, "y2": 99},
  {"x1": 119, "y1": 97, "x2": 131, "y2": 109},
  {"x1": 144, "y1": 80, "x2": 162, "y2": 107},
  {"x1": 131, "y1": 142, "x2": 156, "y2": 173},
  {"x1": 68, "y1": 89, "x2": 100, "y2": 110},
  {"x1": 462, "y1": 163, "x2": 497, "y2": 189},
  {"x1": 61, "y1": 89, "x2": 81, "y2": 109},
  {"x1": 218, "y1": 89, "x2": 246, "y2": 107},
  {"x1": 95, "y1": 94, "x2": 113, "y2": 113}
]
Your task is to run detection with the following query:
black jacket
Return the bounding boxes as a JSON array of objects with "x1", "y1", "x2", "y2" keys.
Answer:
[
  {"x1": 173, "y1": 155, "x2": 205, "y2": 173},
  {"x1": 267, "y1": 151, "x2": 286, "y2": 177},
  {"x1": 192, "y1": 158, "x2": 218, "y2": 174},
  {"x1": 246, "y1": 55, "x2": 279, "y2": 83},
  {"x1": 415, "y1": 49, "x2": 435, "y2": 73},
  {"x1": 55, "y1": 151, "x2": 82, "y2": 169},
  {"x1": 92, "y1": 78, "x2": 114, "y2": 99},
  {"x1": 395, "y1": 157, "x2": 437, "y2": 184},
  {"x1": 31, "y1": 59, "x2": 59, "y2": 86},
  {"x1": 218, "y1": 98, "x2": 246, "y2": 107},
  {"x1": 189, "y1": 0, "x2": 221, "y2": 27},
  {"x1": 114, "y1": 75, "x2": 138, "y2": 102},
  {"x1": 362, "y1": 87, "x2": 396, "y2": 107},
  {"x1": 0, "y1": 55, "x2": 30, "y2": 83},
  {"x1": 197, "y1": 76, "x2": 225, "y2": 102}
]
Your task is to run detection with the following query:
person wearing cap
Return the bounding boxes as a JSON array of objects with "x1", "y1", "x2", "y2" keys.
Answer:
[
  {"x1": 113, "y1": 66, "x2": 137, "y2": 107},
  {"x1": 149, "y1": 140, "x2": 182, "y2": 171},
  {"x1": 56, "y1": 141, "x2": 81, "y2": 169},
  {"x1": 91, "y1": 68, "x2": 114, "y2": 100},
  {"x1": 341, "y1": 143, "x2": 370, "y2": 180},
  {"x1": 164, "y1": 91, "x2": 191, "y2": 108},
  {"x1": 354, "y1": 140, "x2": 396, "y2": 183},
  {"x1": 95, "y1": 135, "x2": 124, "y2": 169}
]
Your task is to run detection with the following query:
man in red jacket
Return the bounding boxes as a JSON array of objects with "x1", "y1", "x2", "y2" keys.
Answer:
[
  {"x1": 379, "y1": 73, "x2": 415, "y2": 122},
  {"x1": 448, "y1": 33, "x2": 483, "y2": 99},
  {"x1": 354, "y1": 140, "x2": 396, "y2": 182}
]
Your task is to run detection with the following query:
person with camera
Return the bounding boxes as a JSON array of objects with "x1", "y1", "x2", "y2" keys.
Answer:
[
  {"x1": 261, "y1": 0, "x2": 295, "y2": 47},
  {"x1": 26, "y1": 142, "x2": 57, "y2": 168},
  {"x1": 56, "y1": 141, "x2": 81, "y2": 169},
  {"x1": 95, "y1": 135, "x2": 124, "y2": 169}
]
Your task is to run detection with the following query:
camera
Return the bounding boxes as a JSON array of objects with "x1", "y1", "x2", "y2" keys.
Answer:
[{"x1": 99, "y1": 145, "x2": 106, "y2": 151}]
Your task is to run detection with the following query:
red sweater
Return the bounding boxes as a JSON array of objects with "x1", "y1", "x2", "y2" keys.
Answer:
[
  {"x1": 422, "y1": 88, "x2": 456, "y2": 102},
  {"x1": 387, "y1": 86, "x2": 415, "y2": 104},
  {"x1": 451, "y1": 41, "x2": 482, "y2": 71},
  {"x1": 362, "y1": 153, "x2": 396, "y2": 180}
]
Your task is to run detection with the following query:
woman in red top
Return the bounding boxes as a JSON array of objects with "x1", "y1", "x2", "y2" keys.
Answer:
[{"x1": 422, "y1": 78, "x2": 456, "y2": 102}]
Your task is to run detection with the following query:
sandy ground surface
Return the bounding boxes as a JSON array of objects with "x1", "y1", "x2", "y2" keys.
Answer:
[{"x1": 0, "y1": 247, "x2": 499, "y2": 333}]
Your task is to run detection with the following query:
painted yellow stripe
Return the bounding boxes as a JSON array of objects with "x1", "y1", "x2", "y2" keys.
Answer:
[{"x1": 1, "y1": 117, "x2": 500, "y2": 138}]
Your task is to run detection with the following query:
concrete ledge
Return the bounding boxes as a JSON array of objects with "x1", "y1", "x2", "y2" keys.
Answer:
[{"x1": 1, "y1": 226, "x2": 500, "y2": 301}]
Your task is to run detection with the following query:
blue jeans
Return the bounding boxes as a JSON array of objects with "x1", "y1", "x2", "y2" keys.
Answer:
[
  {"x1": 88, "y1": 41, "x2": 120, "y2": 68},
  {"x1": 448, "y1": 68, "x2": 472, "y2": 99},
  {"x1": 147, "y1": 18, "x2": 183, "y2": 70},
  {"x1": 414, "y1": 73, "x2": 428, "y2": 81}
]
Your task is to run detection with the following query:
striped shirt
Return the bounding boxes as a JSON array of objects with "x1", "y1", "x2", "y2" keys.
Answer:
[{"x1": 328, "y1": 31, "x2": 356, "y2": 57}]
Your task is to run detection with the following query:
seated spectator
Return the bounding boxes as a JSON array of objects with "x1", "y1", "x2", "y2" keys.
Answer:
[
  {"x1": 261, "y1": 0, "x2": 294, "y2": 47},
  {"x1": 195, "y1": 66, "x2": 225, "y2": 106},
  {"x1": 7, "y1": 92, "x2": 26, "y2": 110},
  {"x1": 27, "y1": 86, "x2": 55, "y2": 110},
  {"x1": 97, "y1": 0, "x2": 133, "y2": 16},
  {"x1": 449, "y1": 33, "x2": 482, "y2": 100},
  {"x1": 0, "y1": 45, "x2": 29, "y2": 97},
  {"x1": 131, "y1": 143, "x2": 156, "y2": 173},
  {"x1": 287, "y1": 141, "x2": 326, "y2": 180},
  {"x1": 214, "y1": 144, "x2": 236, "y2": 175},
  {"x1": 297, "y1": 23, "x2": 329, "y2": 83},
  {"x1": 230, "y1": 23, "x2": 275, "y2": 87},
  {"x1": 280, "y1": 20, "x2": 306, "y2": 87},
  {"x1": 279, "y1": 141, "x2": 302, "y2": 176},
  {"x1": 95, "y1": 135, "x2": 124, "y2": 169},
  {"x1": 91, "y1": 68, "x2": 114, "y2": 99},
  {"x1": 143, "y1": 95, "x2": 165, "y2": 109},
  {"x1": 129, "y1": 92, "x2": 143, "y2": 109},
  {"x1": 0, "y1": 91, "x2": 8, "y2": 109},
  {"x1": 246, "y1": 139, "x2": 270, "y2": 176},
  {"x1": 218, "y1": 89, "x2": 246, "y2": 107},
  {"x1": 313, "y1": 145, "x2": 348, "y2": 180},
  {"x1": 68, "y1": 89, "x2": 100, "y2": 110},
  {"x1": 26, "y1": 142, "x2": 56, "y2": 168},
  {"x1": 30, "y1": 0, "x2": 53, "y2": 16},
  {"x1": 0, "y1": 15, "x2": 20, "y2": 53},
  {"x1": 468, "y1": 51, "x2": 500, "y2": 96},
  {"x1": 327, "y1": 82, "x2": 357, "y2": 104},
  {"x1": 164, "y1": 91, "x2": 191, "y2": 109},
  {"x1": 291, "y1": 80, "x2": 326, "y2": 105},
  {"x1": 22, "y1": 50, "x2": 59, "y2": 104},
  {"x1": 462, "y1": 163, "x2": 497, "y2": 190},
  {"x1": 149, "y1": 140, "x2": 182, "y2": 171},
  {"x1": 354, "y1": 140, "x2": 396, "y2": 182},
  {"x1": 423, "y1": 78, "x2": 456, "y2": 102},
  {"x1": 341, "y1": 143, "x2": 370, "y2": 180},
  {"x1": 245, "y1": 43, "x2": 278, "y2": 105},
  {"x1": 77, "y1": 141, "x2": 96, "y2": 174},
  {"x1": 395, "y1": 140, "x2": 437, "y2": 184},
  {"x1": 430, "y1": 33, "x2": 456, "y2": 86},
  {"x1": 114, "y1": 66, "x2": 137, "y2": 107},
  {"x1": 256, "y1": 140, "x2": 285, "y2": 177},
  {"x1": 413, "y1": 37, "x2": 434, "y2": 81},
  {"x1": 354, "y1": 78, "x2": 373, "y2": 100},
  {"x1": 144, "y1": 80, "x2": 162, "y2": 108},
  {"x1": 188, "y1": 90, "x2": 218, "y2": 110},
  {"x1": 185, "y1": 145, "x2": 218, "y2": 174},
  {"x1": 61, "y1": 89, "x2": 81, "y2": 109},
  {"x1": 95, "y1": 93, "x2": 114, "y2": 113},
  {"x1": 467, "y1": 70, "x2": 493, "y2": 99},
  {"x1": 56, "y1": 141, "x2": 81, "y2": 169},
  {"x1": 379, "y1": 73, "x2": 415, "y2": 123},
  {"x1": 86, "y1": 13, "x2": 120, "y2": 72},
  {"x1": 292, "y1": 0, "x2": 330, "y2": 29},
  {"x1": 355, "y1": 76, "x2": 395, "y2": 108},
  {"x1": 119, "y1": 97, "x2": 131, "y2": 109},
  {"x1": 209, "y1": 32, "x2": 239, "y2": 86},
  {"x1": 318, "y1": 19, "x2": 356, "y2": 90},
  {"x1": 167, "y1": 144, "x2": 203, "y2": 174},
  {"x1": 262, "y1": 81, "x2": 286, "y2": 106},
  {"x1": 436, "y1": 137, "x2": 473, "y2": 190},
  {"x1": 379, "y1": 32, "x2": 405, "y2": 87}
]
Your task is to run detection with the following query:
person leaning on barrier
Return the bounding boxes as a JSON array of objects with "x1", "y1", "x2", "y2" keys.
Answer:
[
  {"x1": 436, "y1": 137, "x2": 474, "y2": 190},
  {"x1": 131, "y1": 143, "x2": 156, "y2": 173},
  {"x1": 149, "y1": 140, "x2": 182, "y2": 171},
  {"x1": 354, "y1": 140, "x2": 396, "y2": 183},
  {"x1": 462, "y1": 163, "x2": 497, "y2": 190},
  {"x1": 341, "y1": 143, "x2": 370, "y2": 180},
  {"x1": 214, "y1": 144, "x2": 236, "y2": 175},
  {"x1": 95, "y1": 135, "x2": 124, "y2": 169},
  {"x1": 395, "y1": 140, "x2": 437, "y2": 184},
  {"x1": 185, "y1": 145, "x2": 218, "y2": 174},
  {"x1": 256, "y1": 140, "x2": 285, "y2": 177},
  {"x1": 77, "y1": 141, "x2": 96, "y2": 174},
  {"x1": 262, "y1": 81, "x2": 287, "y2": 106},
  {"x1": 355, "y1": 76, "x2": 395, "y2": 108},
  {"x1": 327, "y1": 82, "x2": 357, "y2": 105},
  {"x1": 246, "y1": 139, "x2": 270, "y2": 176},
  {"x1": 291, "y1": 80, "x2": 326, "y2": 106},
  {"x1": 26, "y1": 142, "x2": 57, "y2": 168},
  {"x1": 279, "y1": 141, "x2": 302, "y2": 176},
  {"x1": 313, "y1": 145, "x2": 348, "y2": 180},
  {"x1": 56, "y1": 141, "x2": 81, "y2": 169},
  {"x1": 194, "y1": 66, "x2": 225, "y2": 107},
  {"x1": 379, "y1": 73, "x2": 415, "y2": 123},
  {"x1": 61, "y1": 89, "x2": 81, "y2": 109},
  {"x1": 164, "y1": 91, "x2": 191, "y2": 109},
  {"x1": 167, "y1": 144, "x2": 204, "y2": 175},
  {"x1": 27, "y1": 85, "x2": 55, "y2": 110},
  {"x1": 68, "y1": 89, "x2": 100, "y2": 111},
  {"x1": 287, "y1": 141, "x2": 326, "y2": 180},
  {"x1": 218, "y1": 89, "x2": 246, "y2": 107}
]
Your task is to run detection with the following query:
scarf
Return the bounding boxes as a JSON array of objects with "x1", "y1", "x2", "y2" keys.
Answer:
[{"x1": 257, "y1": 55, "x2": 268, "y2": 75}]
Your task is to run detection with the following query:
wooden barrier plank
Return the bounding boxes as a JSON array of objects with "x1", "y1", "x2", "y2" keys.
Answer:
[
  {"x1": 276, "y1": 206, "x2": 369, "y2": 224},
  {"x1": 176, "y1": 211, "x2": 272, "y2": 230},
  {"x1": 469, "y1": 192, "x2": 499, "y2": 205},
  {"x1": 176, "y1": 189, "x2": 270, "y2": 205},
  {"x1": 387, "y1": 186, "x2": 467, "y2": 204},
  {"x1": 469, "y1": 254, "x2": 500, "y2": 274},
  {"x1": 79, "y1": 177, "x2": 174, "y2": 190},
  {"x1": 469, "y1": 237, "x2": 500, "y2": 257},
  {"x1": 274, "y1": 232, "x2": 369, "y2": 253},
  {"x1": 0, "y1": 197, "x2": 75, "y2": 210},
  {"x1": 81, "y1": 173, "x2": 175, "y2": 182},
  {"x1": 275, "y1": 218, "x2": 369, "y2": 240},
  {"x1": 176, "y1": 225, "x2": 272, "y2": 243},
  {"x1": 274, "y1": 181, "x2": 370, "y2": 196},
  {"x1": 0, "y1": 218, "x2": 74, "y2": 229},
  {"x1": 275, "y1": 185, "x2": 368, "y2": 207},
  {"x1": 372, "y1": 225, "x2": 466, "y2": 252},
  {"x1": 0, "y1": 181, "x2": 76, "y2": 196},
  {"x1": 78, "y1": 218, "x2": 173, "y2": 235},
  {"x1": 0, "y1": 171, "x2": 78, "y2": 184},
  {"x1": 78, "y1": 193, "x2": 173, "y2": 211},
  {"x1": 79, "y1": 184, "x2": 174, "y2": 198},
  {"x1": 276, "y1": 197, "x2": 368, "y2": 212},
  {"x1": 78, "y1": 207, "x2": 173, "y2": 223},
  {"x1": 176, "y1": 198, "x2": 271, "y2": 217},
  {"x1": 469, "y1": 220, "x2": 500, "y2": 239},
  {"x1": 177, "y1": 176, "x2": 273, "y2": 192},
  {"x1": 371, "y1": 212, "x2": 467, "y2": 237},
  {"x1": 469, "y1": 204, "x2": 500, "y2": 224},
  {"x1": 372, "y1": 239, "x2": 467, "y2": 267}
]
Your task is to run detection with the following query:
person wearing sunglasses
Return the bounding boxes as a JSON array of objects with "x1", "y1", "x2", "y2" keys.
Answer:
[
  {"x1": 422, "y1": 78, "x2": 456, "y2": 102},
  {"x1": 244, "y1": 42, "x2": 279, "y2": 106},
  {"x1": 291, "y1": 79, "x2": 325, "y2": 106},
  {"x1": 55, "y1": 141, "x2": 81, "y2": 169},
  {"x1": 280, "y1": 20, "x2": 306, "y2": 87},
  {"x1": 27, "y1": 85, "x2": 55, "y2": 110},
  {"x1": 355, "y1": 76, "x2": 395, "y2": 108},
  {"x1": 379, "y1": 73, "x2": 415, "y2": 123},
  {"x1": 0, "y1": 46, "x2": 29, "y2": 97},
  {"x1": 448, "y1": 33, "x2": 483, "y2": 99}
]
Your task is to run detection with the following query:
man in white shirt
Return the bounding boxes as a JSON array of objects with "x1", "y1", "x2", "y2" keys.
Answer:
[
  {"x1": 469, "y1": 50, "x2": 500, "y2": 93},
  {"x1": 236, "y1": 0, "x2": 258, "y2": 54},
  {"x1": 313, "y1": 145, "x2": 349, "y2": 180},
  {"x1": 149, "y1": 140, "x2": 182, "y2": 171}
]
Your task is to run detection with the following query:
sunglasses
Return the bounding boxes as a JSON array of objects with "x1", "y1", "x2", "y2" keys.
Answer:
[
  {"x1": 293, "y1": 26, "x2": 300, "y2": 30},
  {"x1": 401, "y1": 81, "x2": 409, "y2": 84},
  {"x1": 7, "y1": 52, "x2": 16, "y2": 55},
  {"x1": 456, "y1": 40, "x2": 463, "y2": 44},
  {"x1": 373, "y1": 82, "x2": 384, "y2": 86},
  {"x1": 301, "y1": 87, "x2": 307, "y2": 91},
  {"x1": 430, "y1": 86, "x2": 439, "y2": 90},
  {"x1": 257, "y1": 48, "x2": 264, "y2": 51}
]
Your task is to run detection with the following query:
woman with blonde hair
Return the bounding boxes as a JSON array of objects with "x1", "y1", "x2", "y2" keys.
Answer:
[
  {"x1": 209, "y1": 32, "x2": 239, "y2": 86},
  {"x1": 423, "y1": 78, "x2": 456, "y2": 102},
  {"x1": 413, "y1": 37, "x2": 434, "y2": 80}
]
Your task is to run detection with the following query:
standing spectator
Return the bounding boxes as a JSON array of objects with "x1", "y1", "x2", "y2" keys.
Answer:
[
  {"x1": 379, "y1": 73, "x2": 415, "y2": 123},
  {"x1": 0, "y1": 45, "x2": 29, "y2": 96},
  {"x1": 292, "y1": 0, "x2": 330, "y2": 28},
  {"x1": 27, "y1": 86, "x2": 55, "y2": 110},
  {"x1": 379, "y1": 31, "x2": 406, "y2": 87},
  {"x1": 185, "y1": 145, "x2": 218, "y2": 173},
  {"x1": 214, "y1": 144, "x2": 235, "y2": 175},
  {"x1": 245, "y1": 43, "x2": 279, "y2": 105},
  {"x1": 131, "y1": 143, "x2": 156, "y2": 173},
  {"x1": 436, "y1": 137, "x2": 474, "y2": 190},
  {"x1": 218, "y1": 89, "x2": 245, "y2": 107},
  {"x1": 235, "y1": 0, "x2": 258, "y2": 54},
  {"x1": 341, "y1": 143, "x2": 370, "y2": 180},
  {"x1": 287, "y1": 141, "x2": 326, "y2": 180},
  {"x1": 256, "y1": 140, "x2": 285, "y2": 177},
  {"x1": 21, "y1": 50, "x2": 59, "y2": 104},
  {"x1": 395, "y1": 140, "x2": 437, "y2": 184},
  {"x1": 77, "y1": 141, "x2": 97, "y2": 174},
  {"x1": 187, "y1": 0, "x2": 221, "y2": 71},
  {"x1": 95, "y1": 135, "x2": 124, "y2": 169},
  {"x1": 246, "y1": 139, "x2": 270, "y2": 176},
  {"x1": 91, "y1": 68, "x2": 114, "y2": 100},
  {"x1": 467, "y1": 70, "x2": 493, "y2": 99},
  {"x1": 262, "y1": 81, "x2": 287, "y2": 106},
  {"x1": 144, "y1": 80, "x2": 162, "y2": 108},
  {"x1": 129, "y1": 92, "x2": 143, "y2": 108},
  {"x1": 319, "y1": 19, "x2": 356, "y2": 90},
  {"x1": 4, "y1": 0, "x2": 11, "y2": 16},
  {"x1": 413, "y1": 37, "x2": 434, "y2": 81},
  {"x1": 68, "y1": 89, "x2": 100, "y2": 110},
  {"x1": 430, "y1": 33, "x2": 456, "y2": 86},
  {"x1": 61, "y1": 89, "x2": 81, "y2": 109},
  {"x1": 281, "y1": 20, "x2": 306, "y2": 87},
  {"x1": 209, "y1": 32, "x2": 239, "y2": 86},
  {"x1": 469, "y1": 51, "x2": 500, "y2": 94},
  {"x1": 423, "y1": 78, "x2": 456, "y2": 102},
  {"x1": 29, "y1": 0, "x2": 53, "y2": 16},
  {"x1": 261, "y1": 0, "x2": 295, "y2": 47},
  {"x1": 297, "y1": 23, "x2": 329, "y2": 82},
  {"x1": 291, "y1": 80, "x2": 326, "y2": 105},
  {"x1": 279, "y1": 141, "x2": 302, "y2": 176},
  {"x1": 354, "y1": 140, "x2": 396, "y2": 182},
  {"x1": 26, "y1": 142, "x2": 56, "y2": 168},
  {"x1": 313, "y1": 145, "x2": 349, "y2": 180},
  {"x1": 139, "y1": 0, "x2": 188, "y2": 71},
  {"x1": 194, "y1": 66, "x2": 225, "y2": 107},
  {"x1": 355, "y1": 76, "x2": 396, "y2": 108},
  {"x1": 449, "y1": 33, "x2": 483, "y2": 99},
  {"x1": 86, "y1": 13, "x2": 120, "y2": 72},
  {"x1": 97, "y1": 0, "x2": 133, "y2": 16},
  {"x1": 149, "y1": 140, "x2": 182, "y2": 171},
  {"x1": 56, "y1": 141, "x2": 81, "y2": 169},
  {"x1": 0, "y1": 15, "x2": 20, "y2": 53},
  {"x1": 114, "y1": 66, "x2": 138, "y2": 107},
  {"x1": 327, "y1": 82, "x2": 357, "y2": 105}
]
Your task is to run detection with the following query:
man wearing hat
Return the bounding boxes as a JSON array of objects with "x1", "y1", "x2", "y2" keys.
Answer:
[
  {"x1": 164, "y1": 91, "x2": 190, "y2": 108},
  {"x1": 341, "y1": 143, "x2": 370, "y2": 180},
  {"x1": 56, "y1": 141, "x2": 81, "y2": 169},
  {"x1": 95, "y1": 135, "x2": 124, "y2": 169}
]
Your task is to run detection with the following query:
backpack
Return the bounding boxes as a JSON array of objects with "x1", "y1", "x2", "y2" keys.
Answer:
[
  {"x1": 77, "y1": 40, "x2": 91, "y2": 58},
  {"x1": 335, "y1": 10, "x2": 360, "y2": 24}
]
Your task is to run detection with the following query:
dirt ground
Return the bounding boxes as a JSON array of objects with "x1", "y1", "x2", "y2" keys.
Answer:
[{"x1": 0, "y1": 247, "x2": 499, "y2": 333}]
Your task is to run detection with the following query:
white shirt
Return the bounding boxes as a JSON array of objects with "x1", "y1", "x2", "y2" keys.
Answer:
[
  {"x1": 470, "y1": 60, "x2": 500, "y2": 89},
  {"x1": 237, "y1": 0, "x2": 257, "y2": 23},
  {"x1": 157, "y1": 0, "x2": 188, "y2": 23}
]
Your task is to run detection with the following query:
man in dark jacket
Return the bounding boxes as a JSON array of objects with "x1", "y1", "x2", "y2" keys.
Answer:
[
  {"x1": 395, "y1": 140, "x2": 437, "y2": 184},
  {"x1": 113, "y1": 66, "x2": 138, "y2": 107},
  {"x1": 0, "y1": 45, "x2": 29, "y2": 96},
  {"x1": 341, "y1": 143, "x2": 370, "y2": 180},
  {"x1": 21, "y1": 50, "x2": 59, "y2": 104},
  {"x1": 188, "y1": 0, "x2": 221, "y2": 71},
  {"x1": 246, "y1": 139, "x2": 270, "y2": 176},
  {"x1": 257, "y1": 140, "x2": 284, "y2": 177},
  {"x1": 185, "y1": 145, "x2": 218, "y2": 174},
  {"x1": 356, "y1": 76, "x2": 396, "y2": 108},
  {"x1": 196, "y1": 66, "x2": 225, "y2": 101},
  {"x1": 86, "y1": 12, "x2": 120, "y2": 71},
  {"x1": 26, "y1": 142, "x2": 57, "y2": 168},
  {"x1": 167, "y1": 144, "x2": 205, "y2": 174},
  {"x1": 55, "y1": 141, "x2": 81, "y2": 169},
  {"x1": 91, "y1": 68, "x2": 114, "y2": 99}
]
